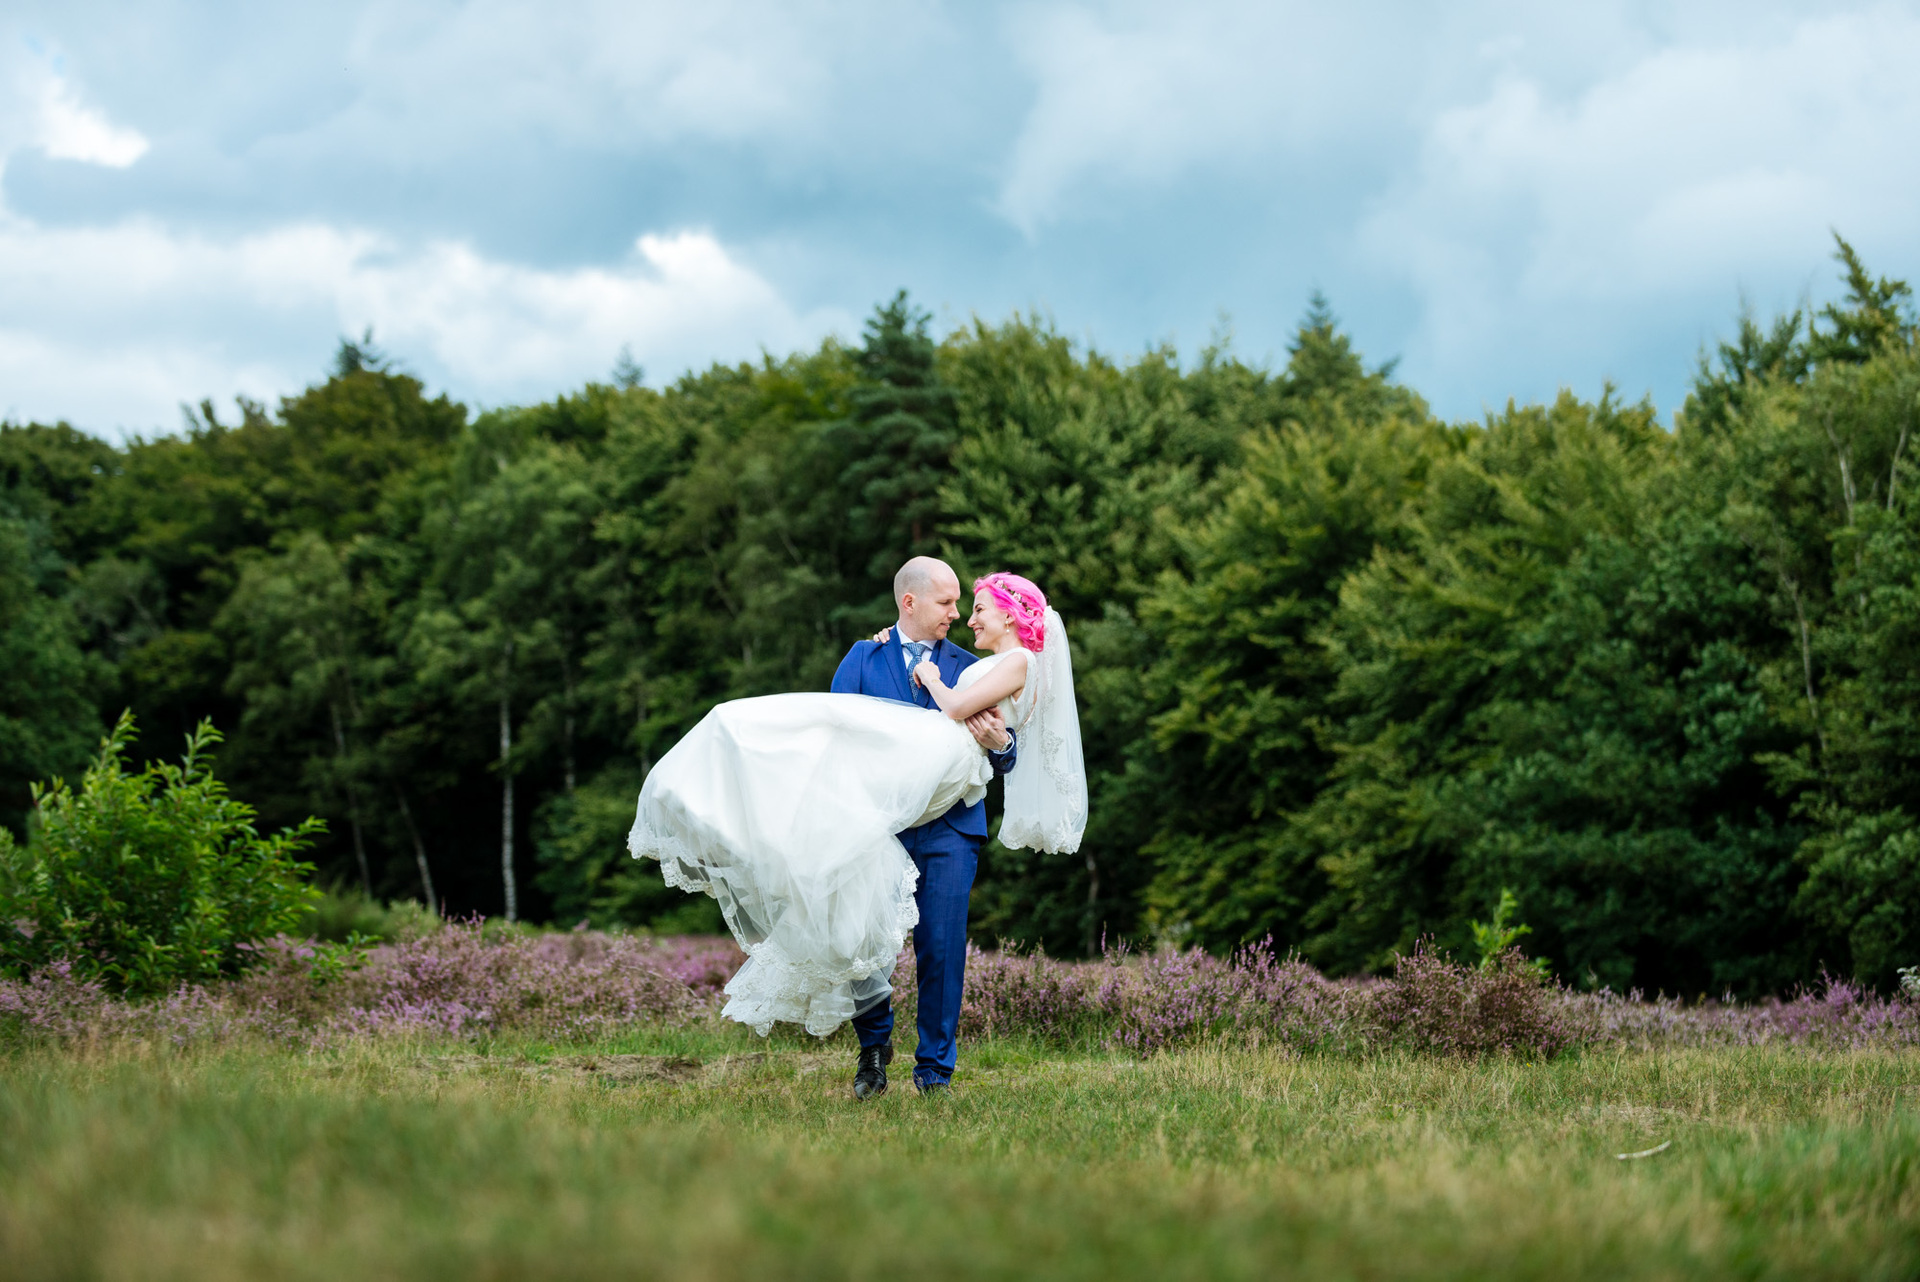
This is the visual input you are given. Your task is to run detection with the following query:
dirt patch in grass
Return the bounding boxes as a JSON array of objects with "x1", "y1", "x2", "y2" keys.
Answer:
[{"x1": 416, "y1": 1050, "x2": 781, "y2": 1086}]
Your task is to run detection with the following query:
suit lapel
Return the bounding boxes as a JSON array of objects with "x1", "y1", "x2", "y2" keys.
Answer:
[
  {"x1": 940, "y1": 639, "x2": 975, "y2": 682},
  {"x1": 926, "y1": 639, "x2": 971, "y2": 708},
  {"x1": 882, "y1": 633, "x2": 916, "y2": 704}
]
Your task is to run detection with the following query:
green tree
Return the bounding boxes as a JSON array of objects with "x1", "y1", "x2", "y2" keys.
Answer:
[
  {"x1": 403, "y1": 415, "x2": 603, "y2": 921},
  {"x1": 218, "y1": 533, "x2": 381, "y2": 896},
  {"x1": 938, "y1": 315, "x2": 1255, "y2": 953},
  {"x1": 0, "y1": 492, "x2": 101, "y2": 836},
  {"x1": 1141, "y1": 390, "x2": 1443, "y2": 953},
  {"x1": 834, "y1": 291, "x2": 960, "y2": 603}
]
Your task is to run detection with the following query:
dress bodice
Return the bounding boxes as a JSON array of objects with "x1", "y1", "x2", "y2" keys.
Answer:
[{"x1": 953, "y1": 647, "x2": 1034, "y2": 730}]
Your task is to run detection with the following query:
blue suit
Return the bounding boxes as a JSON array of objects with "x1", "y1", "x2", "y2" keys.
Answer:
[{"x1": 831, "y1": 632, "x2": 1016, "y2": 1087}]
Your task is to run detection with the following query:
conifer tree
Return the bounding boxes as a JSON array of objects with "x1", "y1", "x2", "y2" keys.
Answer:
[{"x1": 836, "y1": 291, "x2": 958, "y2": 604}]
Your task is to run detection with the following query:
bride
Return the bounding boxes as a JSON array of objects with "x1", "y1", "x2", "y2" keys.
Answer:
[{"x1": 628, "y1": 565, "x2": 1087, "y2": 1045}]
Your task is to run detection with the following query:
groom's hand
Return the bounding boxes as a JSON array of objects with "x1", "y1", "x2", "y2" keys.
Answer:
[{"x1": 965, "y1": 708, "x2": 1011, "y2": 753}]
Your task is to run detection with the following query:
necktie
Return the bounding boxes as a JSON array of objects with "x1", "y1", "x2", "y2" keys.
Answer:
[{"x1": 903, "y1": 641, "x2": 931, "y2": 705}]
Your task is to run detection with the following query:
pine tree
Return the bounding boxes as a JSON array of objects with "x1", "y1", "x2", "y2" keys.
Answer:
[{"x1": 835, "y1": 291, "x2": 959, "y2": 600}]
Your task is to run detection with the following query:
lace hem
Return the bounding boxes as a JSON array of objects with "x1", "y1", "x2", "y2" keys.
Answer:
[
  {"x1": 630, "y1": 816, "x2": 921, "y2": 1037},
  {"x1": 999, "y1": 812, "x2": 1086, "y2": 855}
]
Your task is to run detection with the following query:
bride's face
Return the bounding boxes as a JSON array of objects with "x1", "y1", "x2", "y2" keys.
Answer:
[{"x1": 968, "y1": 595, "x2": 1014, "y2": 650}]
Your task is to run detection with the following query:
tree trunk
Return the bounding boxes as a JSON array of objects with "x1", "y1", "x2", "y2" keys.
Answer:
[
  {"x1": 1780, "y1": 571, "x2": 1827, "y2": 759},
  {"x1": 1889, "y1": 414, "x2": 1912, "y2": 511},
  {"x1": 329, "y1": 698, "x2": 371, "y2": 897},
  {"x1": 1084, "y1": 848, "x2": 1101, "y2": 959},
  {"x1": 395, "y1": 790, "x2": 437, "y2": 915},
  {"x1": 636, "y1": 678, "x2": 651, "y2": 776},
  {"x1": 499, "y1": 643, "x2": 518, "y2": 923},
  {"x1": 1822, "y1": 411, "x2": 1858, "y2": 526},
  {"x1": 561, "y1": 651, "x2": 577, "y2": 795}
]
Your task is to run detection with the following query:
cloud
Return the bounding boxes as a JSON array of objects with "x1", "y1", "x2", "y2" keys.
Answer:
[
  {"x1": 993, "y1": 0, "x2": 1411, "y2": 234},
  {"x1": 0, "y1": 42, "x2": 149, "y2": 183},
  {"x1": 337, "y1": 229, "x2": 851, "y2": 389},
  {"x1": 0, "y1": 20, "x2": 856, "y2": 435},
  {"x1": 1358, "y1": 4, "x2": 1920, "y2": 408},
  {"x1": 0, "y1": 215, "x2": 849, "y2": 435},
  {"x1": 35, "y1": 73, "x2": 148, "y2": 167},
  {"x1": 5, "y1": 0, "x2": 1920, "y2": 432}
]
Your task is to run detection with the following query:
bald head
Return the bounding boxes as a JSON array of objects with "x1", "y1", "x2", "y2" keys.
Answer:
[
  {"x1": 894, "y1": 556, "x2": 962, "y2": 644},
  {"x1": 893, "y1": 555, "x2": 954, "y2": 604}
]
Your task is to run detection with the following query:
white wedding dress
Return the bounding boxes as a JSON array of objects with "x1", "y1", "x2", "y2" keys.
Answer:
[{"x1": 629, "y1": 610, "x2": 1088, "y2": 1036}]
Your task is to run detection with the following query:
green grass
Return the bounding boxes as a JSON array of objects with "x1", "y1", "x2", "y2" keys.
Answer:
[{"x1": 2, "y1": 1025, "x2": 1917, "y2": 1280}]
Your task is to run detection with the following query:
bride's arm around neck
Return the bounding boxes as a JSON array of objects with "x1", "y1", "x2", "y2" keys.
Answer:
[{"x1": 915, "y1": 649, "x2": 1027, "y2": 722}]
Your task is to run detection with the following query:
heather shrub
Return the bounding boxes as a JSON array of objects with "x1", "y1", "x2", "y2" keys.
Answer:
[
  {"x1": 1106, "y1": 946, "x2": 1258, "y2": 1055},
  {"x1": 1231, "y1": 942, "x2": 1372, "y2": 1053},
  {"x1": 1565, "y1": 972, "x2": 1920, "y2": 1050},
  {"x1": 644, "y1": 932, "x2": 747, "y2": 998},
  {"x1": 0, "y1": 714, "x2": 322, "y2": 995},
  {"x1": 958, "y1": 944, "x2": 1096, "y2": 1042},
  {"x1": 1372, "y1": 943, "x2": 1572, "y2": 1058},
  {"x1": 0, "y1": 961, "x2": 112, "y2": 1041},
  {"x1": 319, "y1": 920, "x2": 702, "y2": 1039},
  {"x1": 1, "y1": 922, "x2": 722, "y2": 1047},
  {"x1": 957, "y1": 940, "x2": 1373, "y2": 1056}
]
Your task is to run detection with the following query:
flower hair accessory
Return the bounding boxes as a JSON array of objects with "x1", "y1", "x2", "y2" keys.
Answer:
[{"x1": 973, "y1": 572, "x2": 1049, "y2": 651}]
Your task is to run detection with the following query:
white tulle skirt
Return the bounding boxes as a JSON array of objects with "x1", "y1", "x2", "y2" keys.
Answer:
[{"x1": 628, "y1": 692, "x2": 992, "y2": 1036}]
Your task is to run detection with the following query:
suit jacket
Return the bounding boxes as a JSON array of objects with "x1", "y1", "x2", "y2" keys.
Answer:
[{"x1": 829, "y1": 632, "x2": 1019, "y2": 840}]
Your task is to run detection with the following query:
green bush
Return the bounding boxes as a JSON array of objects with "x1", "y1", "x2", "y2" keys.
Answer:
[
  {"x1": 297, "y1": 886, "x2": 439, "y2": 943},
  {"x1": 0, "y1": 712, "x2": 322, "y2": 994}
]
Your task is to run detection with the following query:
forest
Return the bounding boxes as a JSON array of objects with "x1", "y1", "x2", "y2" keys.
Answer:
[{"x1": 2, "y1": 238, "x2": 1916, "y2": 998}]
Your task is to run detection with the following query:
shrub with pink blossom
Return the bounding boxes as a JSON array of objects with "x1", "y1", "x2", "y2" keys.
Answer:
[
  {"x1": 1371, "y1": 943, "x2": 1573, "y2": 1057},
  {"x1": 5, "y1": 923, "x2": 1918, "y2": 1058},
  {"x1": 0, "y1": 921, "x2": 729, "y2": 1047},
  {"x1": 1563, "y1": 972, "x2": 1920, "y2": 1049},
  {"x1": 952, "y1": 938, "x2": 1917, "y2": 1059},
  {"x1": 958, "y1": 945, "x2": 1095, "y2": 1042},
  {"x1": 0, "y1": 961, "x2": 113, "y2": 1041},
  {"x1": 323, "y1": 921, "x2": 702, "y2": 1039}
]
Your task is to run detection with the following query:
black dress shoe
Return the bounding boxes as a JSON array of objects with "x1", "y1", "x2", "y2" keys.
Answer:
[{"x1": 852, "y1": 1043, "x2": 893, "y2": 1100}]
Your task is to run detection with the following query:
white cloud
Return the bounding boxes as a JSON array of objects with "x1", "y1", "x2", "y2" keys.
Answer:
[
  {"x1": 1358, "y1": 5, "x2": 1920, "y2": 406},
  {"x1": 35, "y1": 73, "x2": 148, "y2": 167},
  {"x1": 338, "y1": 229, "x2": 848, "y2": 388},
  {"x1": 0, "y1": 44, "x2": 149, "y2": 173},
  {"x1": 0, "y1": 25, "x2": 851, "y2": 435},
  {"x1": 0, "y1": 215, "x2": 849, "y2": 435}
]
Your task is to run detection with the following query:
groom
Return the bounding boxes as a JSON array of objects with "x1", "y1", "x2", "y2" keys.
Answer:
[{"x1": 831, "y1": 555, "x2": 1017, "y2": 1098}]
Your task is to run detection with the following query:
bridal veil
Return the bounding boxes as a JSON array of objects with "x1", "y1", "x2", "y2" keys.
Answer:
[{"x1": 998, "y1": 608, "x2": 1089, "y2": 855}]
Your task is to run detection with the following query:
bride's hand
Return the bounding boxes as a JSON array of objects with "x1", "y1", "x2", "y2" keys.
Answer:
[
  {"x1": 964, "y1": 709, "x2": 1011, "y2": 752},
  {"x1": 872, "y1": 626, "x2": 892, "y2": 643},
  {"x1": 913, "y1": 660, "x2": 942, "y2": 689}
]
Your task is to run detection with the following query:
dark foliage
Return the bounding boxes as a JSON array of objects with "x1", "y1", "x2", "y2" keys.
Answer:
[{"x1": 3, "y1": 247, "x2": 1920, "y2": 995}]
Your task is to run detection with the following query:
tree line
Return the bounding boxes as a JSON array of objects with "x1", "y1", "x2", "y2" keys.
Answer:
[{"x1": 3, "y1": 243, "x2": 1917, "y2": 995}]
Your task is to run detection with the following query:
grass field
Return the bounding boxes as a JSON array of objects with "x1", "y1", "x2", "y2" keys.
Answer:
[{"x1": 2, "y1": 1024, "x2": 1917, "y2": 1281}]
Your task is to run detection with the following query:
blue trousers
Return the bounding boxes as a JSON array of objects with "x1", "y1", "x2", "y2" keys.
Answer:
[{"x1": 851, "y1": 820, "x2": 978, "y2": 1087}]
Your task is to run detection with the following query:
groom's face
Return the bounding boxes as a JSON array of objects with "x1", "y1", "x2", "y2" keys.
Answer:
[{"x1": 900, "y1": 572, "x2": 962, "y2": 642}]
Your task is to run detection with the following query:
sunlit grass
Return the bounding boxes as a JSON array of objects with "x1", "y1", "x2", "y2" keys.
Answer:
[{"x1": 2, "y1": 1027, "x2": 1916, "y2": 1280}]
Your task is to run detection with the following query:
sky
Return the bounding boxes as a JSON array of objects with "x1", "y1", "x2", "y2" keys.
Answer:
[{"x1": 4, "y1": 0, "x2": 1919, "y2": 438}]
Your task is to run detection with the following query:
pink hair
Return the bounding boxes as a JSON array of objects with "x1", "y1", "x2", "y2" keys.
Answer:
[{"x1": 973, "y1": 572, "x2": 1049, "y2": 651}]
